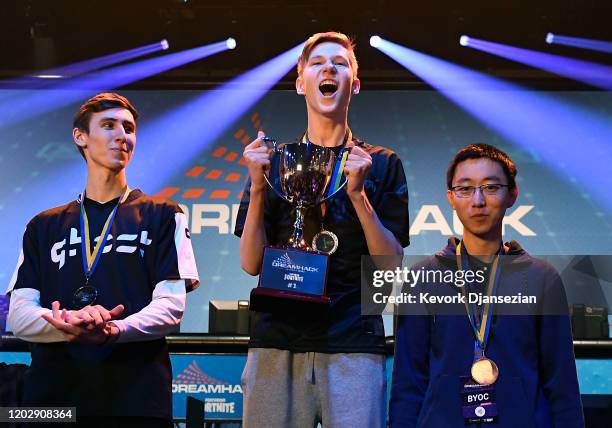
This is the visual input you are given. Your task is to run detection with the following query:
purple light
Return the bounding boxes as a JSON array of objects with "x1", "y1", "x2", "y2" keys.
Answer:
[
  {"x1": 546, "y1": 33, "x2": 612, "y2": 54},
  {"x1": 372, "y1": 36, "x2": 612, "y2": 211},
  {"x1": 459, "y1": 35, "x2": 470, "y2": 47},
  {"x1": 0, "y1": 40, "x2": 231, "y2": 129},
  {"x1": 462, "y1": 35, "x2": 612, "y2": 90},
  {"x1": 370, "y1": 36, "x2": 382, "y2": 48},
  {"x1": 0, "y1": 40, "x2": 298, "y2": 239},
  {"x1": 130, "y1": 42, "x2": 305, "y2": 193},
  {"x1": 1, "y1": 40, "x2": 169, "y2": 90},
  {"x1": 42, "y1": 40, "x2": 171, "y2": 77}
]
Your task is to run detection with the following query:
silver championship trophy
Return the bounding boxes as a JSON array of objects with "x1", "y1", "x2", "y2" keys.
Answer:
[{"x1": 249, "y1": 137, "x2": 349, "y2": 311}]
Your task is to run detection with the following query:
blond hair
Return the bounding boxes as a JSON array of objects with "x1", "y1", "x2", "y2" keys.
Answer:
[{"x1": 297, "y1": 32, "x2": 358, "y2": 76}]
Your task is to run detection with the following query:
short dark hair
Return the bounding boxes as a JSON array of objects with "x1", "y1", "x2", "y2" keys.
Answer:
[
  {"x1": 73, "y1": 92, "x2": 139, "y2": 160},
  {"x1": 447, "y1": 143, "x2": 517, "y2": 190},
  {"x1": 297, "y1": 31, "x2": 358, "y2": 77}
]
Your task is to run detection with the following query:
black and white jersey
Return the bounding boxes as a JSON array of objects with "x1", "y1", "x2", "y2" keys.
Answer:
[
  {"x1": 9, "y1": 188, "x2": 199, "y2": 314},
  {"x1": 7, "y1": 189, "x2": 199, "y2": 419}
]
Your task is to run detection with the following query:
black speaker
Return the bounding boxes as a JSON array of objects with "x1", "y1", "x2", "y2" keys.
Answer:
[
  {"x1": 186, "y1": 396, "x2": 204, "y2": 428},
  {"x1": 237, "y1": 300, "x2": 250, "y2": 335},
  {"x1": 572, "y1": 304, "x2": 609, "y2": 339},
  {"x1": 209, "y1": 300, "x2": 251, "y2": 335}
]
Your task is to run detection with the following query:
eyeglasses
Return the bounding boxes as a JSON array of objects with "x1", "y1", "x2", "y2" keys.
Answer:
[{"x1": 450, "y1": 184, "x2": 510, "y2": 198}]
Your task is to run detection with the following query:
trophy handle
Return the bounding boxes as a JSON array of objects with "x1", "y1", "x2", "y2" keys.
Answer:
[{"x1": 261, "y1": 137, "x2": 293, "y2": 204}]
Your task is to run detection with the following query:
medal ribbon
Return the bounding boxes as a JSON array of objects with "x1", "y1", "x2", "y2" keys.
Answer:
[
  {"x1": 327, "y1": 128, "x2": 352, "y2": 198},
  {"x1": 455, "y1": 241, "x2": 503, "y2": 351},
  {"x1": 79, "y1": 186, "x2": 131, "y2": 283}
]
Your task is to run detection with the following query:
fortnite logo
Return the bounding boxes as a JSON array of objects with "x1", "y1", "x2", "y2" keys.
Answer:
[
  {"x1": 50, "y1": 227, "x2": 153, "y2": 269},
  {"x1": 283, "y1": 273, "x2": 304, "y2": 282}
]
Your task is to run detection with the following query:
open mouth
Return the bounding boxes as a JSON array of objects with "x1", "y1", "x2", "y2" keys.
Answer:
[{"x1": 318, "y1": 80, "x2": 338, "y2": 96}]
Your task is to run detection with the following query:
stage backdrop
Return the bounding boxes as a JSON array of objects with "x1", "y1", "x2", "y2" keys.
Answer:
[{"x1": 1, "y1": 89, "x2": 611, "y2": 332}]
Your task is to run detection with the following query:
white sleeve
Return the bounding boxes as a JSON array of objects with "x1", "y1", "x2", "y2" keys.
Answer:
[
  {"x1": 110, "y1": 279, "x2": 186, "y2": 343},
  {"x1": 7, "y1": 288, "x2": 67, "y2": 343},
  {"x1": 172, "y1": 212, "x2": 199, "y2": 292}
]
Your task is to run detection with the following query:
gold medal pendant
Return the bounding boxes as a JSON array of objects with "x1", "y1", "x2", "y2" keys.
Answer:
[
  {"x1": 313, "y1": 200, "x2": 338, "y2": 255},
  {"x1": 471, "y1": 357, "x2": 499, "y2": 386},
  {"x1": 312, "y1": 230, "x2": 339, "y2": 255}
]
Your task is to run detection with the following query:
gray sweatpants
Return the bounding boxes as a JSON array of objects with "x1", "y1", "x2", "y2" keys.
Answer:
[{"x1": 241, "y1": 348, "x2": 386, "y2": 428}]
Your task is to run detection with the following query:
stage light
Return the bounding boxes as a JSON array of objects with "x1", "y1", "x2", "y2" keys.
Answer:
[
  {"x1": 459, "y1": 35, "x2": 470, "y2": 47},
  {"x1": 0, "y1": 41, "x2": 303, "y2": 287},
  {"x1": 0, "y1": 39, "x2": 234, "y2": 128},
  {"x1": 226, "y1": 38, "x2": 237, "y2": 50},
  {"x1": 132, "y1": 41, "x2": 305, "y2": 193},
  {"x1": 0, "y1": 40, "x2": 171, "y2": 90},
  {"x1": 41, "y1": 40, "x2": 170, "y2": 78},
  {"x1": 546, "y1": 33, "x2": 612, "y2": 54},
  {"x1": 462, "y1": 35, "x2": 612, "y2": 90},
  {"x1": 372, "y1": 35, "x2": 612, "y2": 211},
  {"x1": 370, "y1": 36, "x2": 382, "y2": 48}
]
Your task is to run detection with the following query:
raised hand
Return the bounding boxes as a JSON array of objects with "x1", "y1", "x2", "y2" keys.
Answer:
[
  {"x1": 243, "y1": 131, "x2": 272, "y2": 192},
  {"x1": 344, "y1": 140, "x2": 372, "y2": 196}
]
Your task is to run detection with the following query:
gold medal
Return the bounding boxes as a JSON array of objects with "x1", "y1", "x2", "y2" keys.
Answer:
[
  {"x1": 471, "y1": 357, "x2": 499, "y2": 386},
  {"x1": 312, "y1": 230, "x2": 339, "y2": 255}
]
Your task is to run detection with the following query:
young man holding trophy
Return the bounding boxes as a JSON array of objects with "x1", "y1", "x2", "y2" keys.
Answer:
[{"x1": 234, "y1": 32, "x2": 410, "y2": 427}]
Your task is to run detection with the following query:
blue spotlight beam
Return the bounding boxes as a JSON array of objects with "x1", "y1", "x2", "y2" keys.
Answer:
[
  {"x1": 0, "y1": 35, "x2": 297, "y2": 286},
  {"x1": 43, "y1": 40, "x2": 169, "y2": 77},
  {"x1": 130, "y1": 42, "x2": 305, "y2": 193},
  {"x1": 373, "y1": 37, "x2": 612, "y2": 211},
  {"x1": 547, "y1": 33, "x2": 612, "y2": 54},
  {"x1": 462, "y1": 36, "x2": 612, "y2": 90},
  {"x1": 0, "y1": 40, "x2": 230, "y2": 129},
  {"x1": 0, "y1": 42, "x2": 302, "y2": 211},
  {"x1": 1, "y1": 40, "x2": 168, "y2": 90}
]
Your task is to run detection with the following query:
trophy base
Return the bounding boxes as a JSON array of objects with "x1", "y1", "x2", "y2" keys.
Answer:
[
  {"x1": 252, "y1": 245, "x2": 331, "y2": 313},
  {"x1": 250, "y1": 287, "x2": 331, "y2": 313}
]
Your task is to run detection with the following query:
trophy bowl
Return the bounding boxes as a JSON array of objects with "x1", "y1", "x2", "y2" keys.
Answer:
[
  {"x1": 264, "y1": 139, "x2": 345, "y2": 249},
  {"x1": 278, "y1": 142, "x2": 335, "y2": 208}
]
